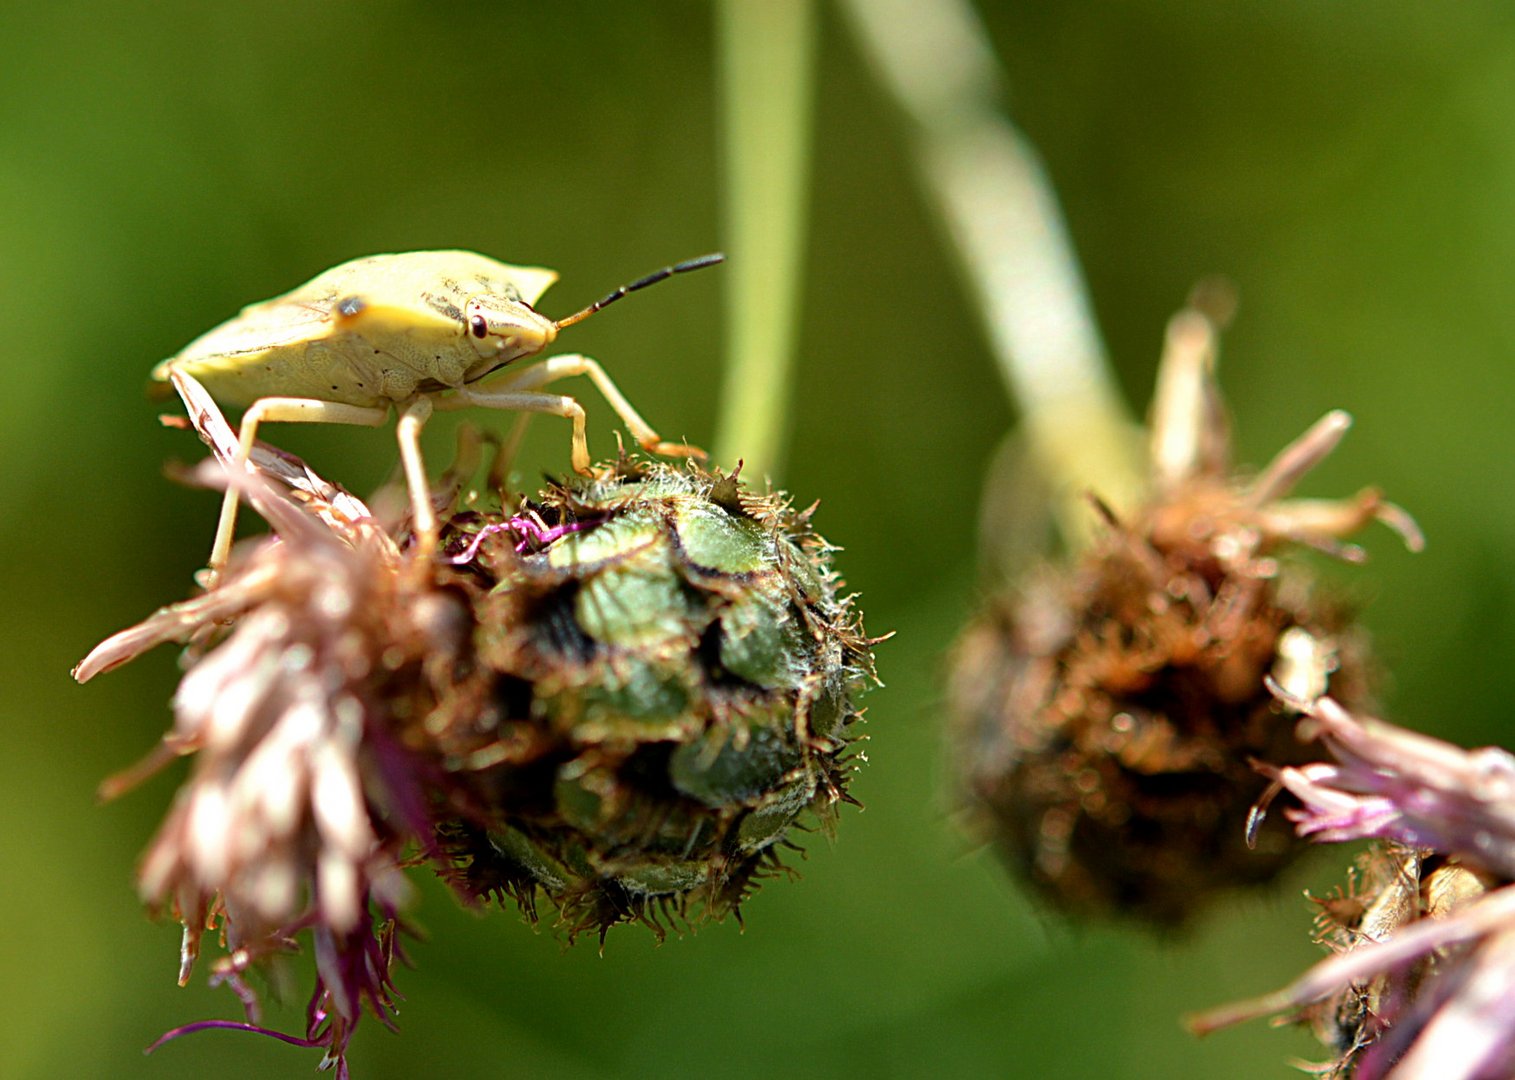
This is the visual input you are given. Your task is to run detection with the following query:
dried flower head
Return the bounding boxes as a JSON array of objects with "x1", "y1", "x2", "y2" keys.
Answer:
[
  {"x1": 75, "y1": 370, "x2": 878, "y2": 1071},
  {"x1": 950, "y1": 296, "x2": 1423, "y2": 927},
  {"x1": 1190, "y1": 690, "x2": 1515, "y2": 1080}
]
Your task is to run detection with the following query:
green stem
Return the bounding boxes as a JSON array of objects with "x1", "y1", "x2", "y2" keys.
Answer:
[
  {"x1": 840, "y1": 0, "x2": 1144, "y2": 549},
  {"x1": 713, "y1": 0, "x2": 817, "y2": 481}
]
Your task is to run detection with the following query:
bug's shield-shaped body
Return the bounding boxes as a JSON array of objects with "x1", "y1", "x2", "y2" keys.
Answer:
[
  {"x1": 152, "y1": 251, "x2": 561, "y2": 408},
  {"x1": 152, "y1": 248, "x2": 709, "y2": 583}
]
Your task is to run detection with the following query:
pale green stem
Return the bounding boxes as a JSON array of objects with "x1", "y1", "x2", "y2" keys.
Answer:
[
  {"x1": 713, "y1": 0, "x2": 817, "y2": 481},
  {"x1": 839, "y1": 0, "x2": 1145, "y2": 549}
]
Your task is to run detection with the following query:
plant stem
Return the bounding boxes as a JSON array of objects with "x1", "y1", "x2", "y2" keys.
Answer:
[
  {"x1": 713, "y1": 0, "x2": 817, "y2": 482},
  {"x1": 840, "y1": 0, "x2": 1144, "y2": 549}
]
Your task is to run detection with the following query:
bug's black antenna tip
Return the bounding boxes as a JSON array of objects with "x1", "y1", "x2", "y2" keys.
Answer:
[
  {"x1": 677, "y1": 253, "x2": 725, "y2": 272},
  {"x1": 556, "y1": 253, "x2": 725, "y2": 329}
]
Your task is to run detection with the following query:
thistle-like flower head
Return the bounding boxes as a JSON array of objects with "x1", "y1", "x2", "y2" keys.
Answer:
[
  {"x1": 1191, "y1": 691, "x2": 1515, "y2": 1080},
  {"x1": 75, "y1": 373, "x2": 446, "y2": 1072}
]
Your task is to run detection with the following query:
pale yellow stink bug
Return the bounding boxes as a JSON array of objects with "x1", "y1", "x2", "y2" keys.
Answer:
[{"x1": 154, "y1": 250, "x2": 721, "y2": 577}]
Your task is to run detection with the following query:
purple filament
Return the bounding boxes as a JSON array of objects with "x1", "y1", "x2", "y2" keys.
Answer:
[{"x1": 450, "y1": 515, "x2": 596, "y2": 564}]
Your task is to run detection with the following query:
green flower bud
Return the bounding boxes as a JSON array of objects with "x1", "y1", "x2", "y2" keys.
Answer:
[{"x1": 428, "y1": 460, "x2": 878, "y2": 939}]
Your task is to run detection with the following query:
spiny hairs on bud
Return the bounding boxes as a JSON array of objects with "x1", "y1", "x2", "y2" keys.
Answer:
[
  {"x1": 73, "y1": 371, "x2": 880, "y2": 1072},
  {"x1": 950, "y1": 292, "x2": 1423, "y2": 928}
]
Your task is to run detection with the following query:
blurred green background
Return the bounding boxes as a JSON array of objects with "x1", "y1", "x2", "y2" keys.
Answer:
[{"x1": 5, "y1": 2, "x2": 1513, "y2": 1077}]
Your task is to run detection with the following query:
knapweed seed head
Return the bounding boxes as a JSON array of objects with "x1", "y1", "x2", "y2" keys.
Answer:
[
  {"x1": 75, "y1": 371, "x2": 879, "y2": 1072},
  {"x1": 950, "y1": 299, "x2": 1422, "y2": 928}
]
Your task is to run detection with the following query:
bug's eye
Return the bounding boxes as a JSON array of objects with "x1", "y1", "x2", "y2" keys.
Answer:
[{"x1": 469, "y1": 314, "x2": 489, "y2": 339}]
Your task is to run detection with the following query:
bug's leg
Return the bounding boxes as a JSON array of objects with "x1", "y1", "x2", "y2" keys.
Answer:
[
  {"x1": 437, "y1": 386, "x2": 592, "y2": 474},
  {"x1": 208, "y1": 397, "x2": 390, "y2": 581},
  {"x1": 468, "y1": 353, "x2": 706, "y2": 463},
  {"x1": 395, "y1": 395, "x2": 440, "y2": 555},
  {"x1": 432, "y1": 422, "x2": 488, "y2": 516},
  {"x1": 487, "y1": 413, "x2": 534, "y2": 505}
]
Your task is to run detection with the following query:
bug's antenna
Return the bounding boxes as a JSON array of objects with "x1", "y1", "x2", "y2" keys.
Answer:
[{"x1": 554, "y1": 253, "x2": 724, "y2": 330}]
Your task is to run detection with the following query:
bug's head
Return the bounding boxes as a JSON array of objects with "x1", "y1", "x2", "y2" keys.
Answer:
[
  {"x1": 462, "y1": 254, "x2": 723, "y2": 367},
  {"x1": 463, "y1": 298, "x2": 559, "y2": 364}
]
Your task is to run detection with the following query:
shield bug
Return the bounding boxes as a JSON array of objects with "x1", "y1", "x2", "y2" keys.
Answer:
[{"x1": 154, "y1": 250, "x2": 721, "y2": 578}]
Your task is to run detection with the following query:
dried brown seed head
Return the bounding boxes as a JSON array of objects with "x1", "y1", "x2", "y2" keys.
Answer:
[{"x1": 951, "y1": 299, "x2": 1418, "y2": 928}]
